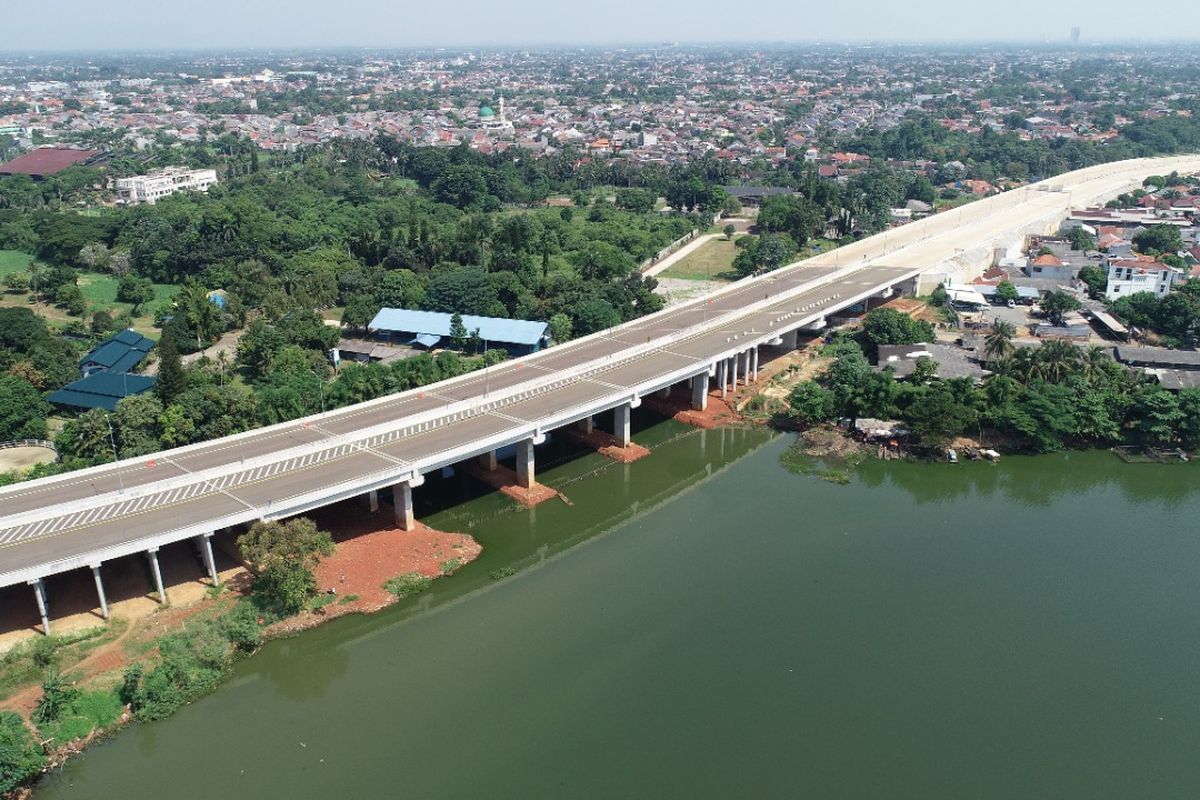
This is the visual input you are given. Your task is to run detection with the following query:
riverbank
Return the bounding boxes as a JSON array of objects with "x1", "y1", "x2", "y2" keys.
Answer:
[{"x1": 0, "y1": 509, "x2": 480, "y2": 797}]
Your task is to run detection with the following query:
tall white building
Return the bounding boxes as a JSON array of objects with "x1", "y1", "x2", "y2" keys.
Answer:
[
  {"x1": 1105, "y1": 259, "x2": 1179, "y2": 300},
  {"x1": 114, "y1": 167, "x2": 218, "y2": 205}
]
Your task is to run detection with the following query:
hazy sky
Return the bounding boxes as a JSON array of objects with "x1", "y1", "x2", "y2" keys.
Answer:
[{"x1": 2, "y1": 0, "x2": 1198, "y2": 51}]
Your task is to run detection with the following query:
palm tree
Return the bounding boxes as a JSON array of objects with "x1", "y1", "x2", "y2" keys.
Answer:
[
  {"x1": 1081, "y1": 346, "x2": 1110, "y2": 382},
  {"x1": 984, "y1": 320, "x2": 1017, "y2": 363},
  {"x1": 1035, "y1": 340, "x2": 1081, "y2": 383}
]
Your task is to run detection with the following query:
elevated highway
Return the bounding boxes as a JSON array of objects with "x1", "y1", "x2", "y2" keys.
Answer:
[{"x1": 3, "y1": 155, "x2": 1199, "y2": 630}]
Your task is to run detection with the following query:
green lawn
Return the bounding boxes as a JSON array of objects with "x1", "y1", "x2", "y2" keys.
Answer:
[
  {"x1": 0, "y1": 249, "x2": 34, "y2": 276},
  {"x1": 657, "y1": 237, "x2": 740, "y2": 281},
  {"x1": 0, "y1": 250, "x2": 175, "y2": 336}
]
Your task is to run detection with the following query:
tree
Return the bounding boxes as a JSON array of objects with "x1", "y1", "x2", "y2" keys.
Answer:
[
  {"x1": 614, "y1": 188, "x2": 655, "y2": 214},
  {"x1": 1133, "y1": 224, "x2": 1183, "y2": 255},
  {"x1": 1040, "y1": 290, "x2": 1081, "y2": 326},
  {"x1": 1129, "y1": 383, "x2": 1182, "y2": 446},
  {"x1": 237, "y1": 518, "x2": 335, "y2": 616},
  {"x1": 984, "y1": 320, "x2": 1016, "y2": 363},
  {"x1": 573, "y1": 298, "x2": 620, "y2": 335},
  {"x1": 0, "y1": 710, "x2": 46, "y2": 792},
  {"x1": 731, "y1": 233, "x2": 797, "y2": 277},
  {"x1": 0, "y1": 374, "x2": 49, "y2": 440},
  {"x1": 788, "y1": 381, "x2": 835, "y2": 424},
  {"x1": 1078, "y1": 265, "x2": 1107, "y2": 298},
  {"x1": 906, "y1": 381, "x2": 978, "y2": 446},
  {"x1": 910, "y1": 356, "x2": 939, "y2": 384},
  {"x1": 341, "y1": 293, "x2": 378, "y2": 333},
  {"x1": 449, "y1": 312, "x2": 468, "y2": 350},
  {"x1": 1067, "y1": 227, "x2": 1097, "y2": 251},
  {"x1": 996, "y1": 280, "x2": 1019, "y2": 304},
  {"x1": 117, "y1": 275, "x2": 156, "y2": 313},
  {"x1": 113, "y1": 394, "x2": 164, "y2": 458},
  {"x1": 859, "y1": 308, "x2": 934, "y2": 352},
  {"x1": 722, "y1": 224, "x2": 736, "y2": 240},
  {"x1": 548, "y1": 313, "x2": 572, "y2": 344},
  {"x1": 155, "y1": 327, "x2": 186, "y2": 405}
]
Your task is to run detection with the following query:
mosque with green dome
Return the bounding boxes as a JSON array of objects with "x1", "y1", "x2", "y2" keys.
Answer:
[{"x1": 476, "y1": 96, "x2": 512, "y2": 130}]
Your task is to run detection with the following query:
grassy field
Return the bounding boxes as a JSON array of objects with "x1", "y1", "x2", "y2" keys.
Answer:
[
  {"x1": 0, "y1": 249, "x2": 34, "y2": 276},
  {"x1": 0, "y1": 250, "x2": 175, "y2": 336},
  {"x1": 657, "y1": 237, "x2": 740, "y2": 281}
]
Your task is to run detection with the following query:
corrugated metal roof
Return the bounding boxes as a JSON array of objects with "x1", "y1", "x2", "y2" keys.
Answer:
[
  {"x1": 48, "y1": 373, "x2": 157, "y2": 411},
  {"x1": 369, "y1": 309, "x2": 548, "y2": 346},
  {"x1": 80, "y1": 330, "x2": 156, "y2": 372},
  {"x1": 411, "y1": 333, "x2": 441, "y2": 348}
]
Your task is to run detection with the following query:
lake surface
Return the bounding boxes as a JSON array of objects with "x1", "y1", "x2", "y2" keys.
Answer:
[{"x1": 36, "y1": 417, "x2": 1200, "y2": 799}]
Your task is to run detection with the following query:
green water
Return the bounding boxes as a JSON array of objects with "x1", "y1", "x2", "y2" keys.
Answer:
[{"x1": 35, "y1": 419, "x2": 1200, "y2": 799}]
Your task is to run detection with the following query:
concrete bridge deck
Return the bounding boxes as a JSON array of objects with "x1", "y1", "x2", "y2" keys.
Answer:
[{"x1": 2, "y1": 155, "x2": 1198, "y2": 628}]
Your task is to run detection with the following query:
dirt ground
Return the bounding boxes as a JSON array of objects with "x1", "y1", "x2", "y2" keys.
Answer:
[
  {"x1": 458, "y1": 461, "x2": 563, "y2": 508},
  {"x1": 0, "y1": 446, "x2": 57, "y2": 472},
  {"x1": 560, "y1": 427, "x2": 652, "y2": 464},
  {"x1": 269, "y1": 504, "x2": 481, "y2": 634}
]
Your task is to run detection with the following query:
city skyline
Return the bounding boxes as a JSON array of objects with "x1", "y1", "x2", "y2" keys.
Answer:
[{"x1": 2, "y1": 0, "x2": 1199, "y2": 51}]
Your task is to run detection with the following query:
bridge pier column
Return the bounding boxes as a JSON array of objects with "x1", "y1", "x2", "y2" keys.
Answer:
[
  {"x1": 196, "y1": 533, "x2": 219, "y2": 587},
  {"x1": 479, "y1": 450, "x2": 498, "y2": 471},
  {"x1": 30, "y1": 578, "x2": 50, "y2": 635},
  {"x1": 576, "y1": 416, "x2": 594, "y2": 435},
  {"x1": 718, "y1": 360, "x2": 728, "y2": 400},
  {"x1": 392, "y1": 482, "x2": 415, "y2": 531},
  {"x1": 781, "y1": 329, "x2": 798, "y2": 350},
  {"x1": 516, "y1": 438, "x2": 535, "y2": 488},
  {"x1": 614, "y1": 403, "x2": 632, "y2": 448},
  {"x1": 147, "y1": 548, "x2": 167, "y2": 604},
  {"x1": 656, "y1": 386, "x2": 671, "y2": 399},
  {"x1": 91, "y1": 564, "x2": 109, "y2": 620},
  {"x1": 366, "y1": 489, "x2": 379, "y2": 513},
  {"x1": 691, "y1": 373, "x2": 709, "y2": 411},
  {"x1": 751, "y1": 346, "x2": 759, "y2": 382}
]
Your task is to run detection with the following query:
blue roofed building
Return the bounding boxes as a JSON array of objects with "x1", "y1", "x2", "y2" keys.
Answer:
[
  {"x1": 48, "y1": 373, "x2": 158, "y2": 412},
  {"x1": 79, "y1": 330, "x2": 156, "y2": 377},
  {"x1": 367, "y1": 309, "x2": 550, "y2": 357}
]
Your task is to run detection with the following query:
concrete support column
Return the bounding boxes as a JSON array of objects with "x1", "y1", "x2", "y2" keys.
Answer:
[
  {"x1": 731, "y1": 354, "x2": 742, "y2": 388},
  {"x1": 718, "y1": 359, "x2": 728, "y2": 400},
  {"x1": 197, "y1": 534, "x2": 219, "y2": 587},
  {"x1": 516, "y1": 438, "x2": 535, "y2": 488},
  {"x1": 656, "y1": 386, "x2": 671, "y2": 399},
  {"x1": 366, "y1": 489, "x2": 379, "y2": 513},
  {"x1": 392, "y1": 481, "x2": 415, "y2": 531},
  {"x1": 781, "y1": 329, "x2": 799, "y2": 350},
  {"x1": 90, "y1": 565, "x2": 110, "y2": 620},
  {"x1": 691, "y1": 373, "x2": 709, "y2": 411},
  {"x1": 478, "y1": 450, "x2": 498, "y2": 471},
  {"x1": 751, "y1": 347, "x2": 760, "y2": 382},
  {"x1": 30, "y1": 578, "x2": 50, "y2": 635},
  {"x1": 147, "y1": 548, "x2": 167, "y2": 604},
  {"x1": 576, "y1": 416, "x2": 594, "y2": 435},
  {"x1": 614, "y1": 403, "x2": 632, "y2": 448}
]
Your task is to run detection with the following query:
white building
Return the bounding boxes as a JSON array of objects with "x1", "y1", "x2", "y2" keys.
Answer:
[
  {"x1": 1105, "y1": 259, "x2": 1179, "y2": 300},
  {"x1": 114, "y1": 167, "x2": 218, "y2": 205}
]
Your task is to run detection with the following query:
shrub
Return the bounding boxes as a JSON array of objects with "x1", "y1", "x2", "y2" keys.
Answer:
[
  {"x1": 0, "y1": 711, "x2": 45, "y2": 793},
  {"x1": 384, "y1": 573, "x2": 432, "y2": 599},
  {"x1": 439, "y1": 558, "x2": 462, "y2": 576}
]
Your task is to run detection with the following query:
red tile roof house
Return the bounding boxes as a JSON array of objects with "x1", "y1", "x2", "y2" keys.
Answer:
[{"x1": 0, "y1": 147, "x2": 102, "y2": 179}]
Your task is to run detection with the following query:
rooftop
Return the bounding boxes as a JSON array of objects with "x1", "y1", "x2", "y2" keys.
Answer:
[
  {"x1": 0, "y1": 147, "x2": 101, "y2": 178},
  {"x1": 48, "y1": 373, "x2": 157, "y2": 412},
  {"x1": 80, "y1": 329, "x2": 156, "y2": 374},
  {"x1": 369, "y1": 308, "x2": 549, "y2": 347}
]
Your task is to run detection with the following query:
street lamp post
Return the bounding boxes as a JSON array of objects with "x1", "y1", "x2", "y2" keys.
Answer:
[{"x1": 105, "y1": 413, "x2": 124, "y2": 494}]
